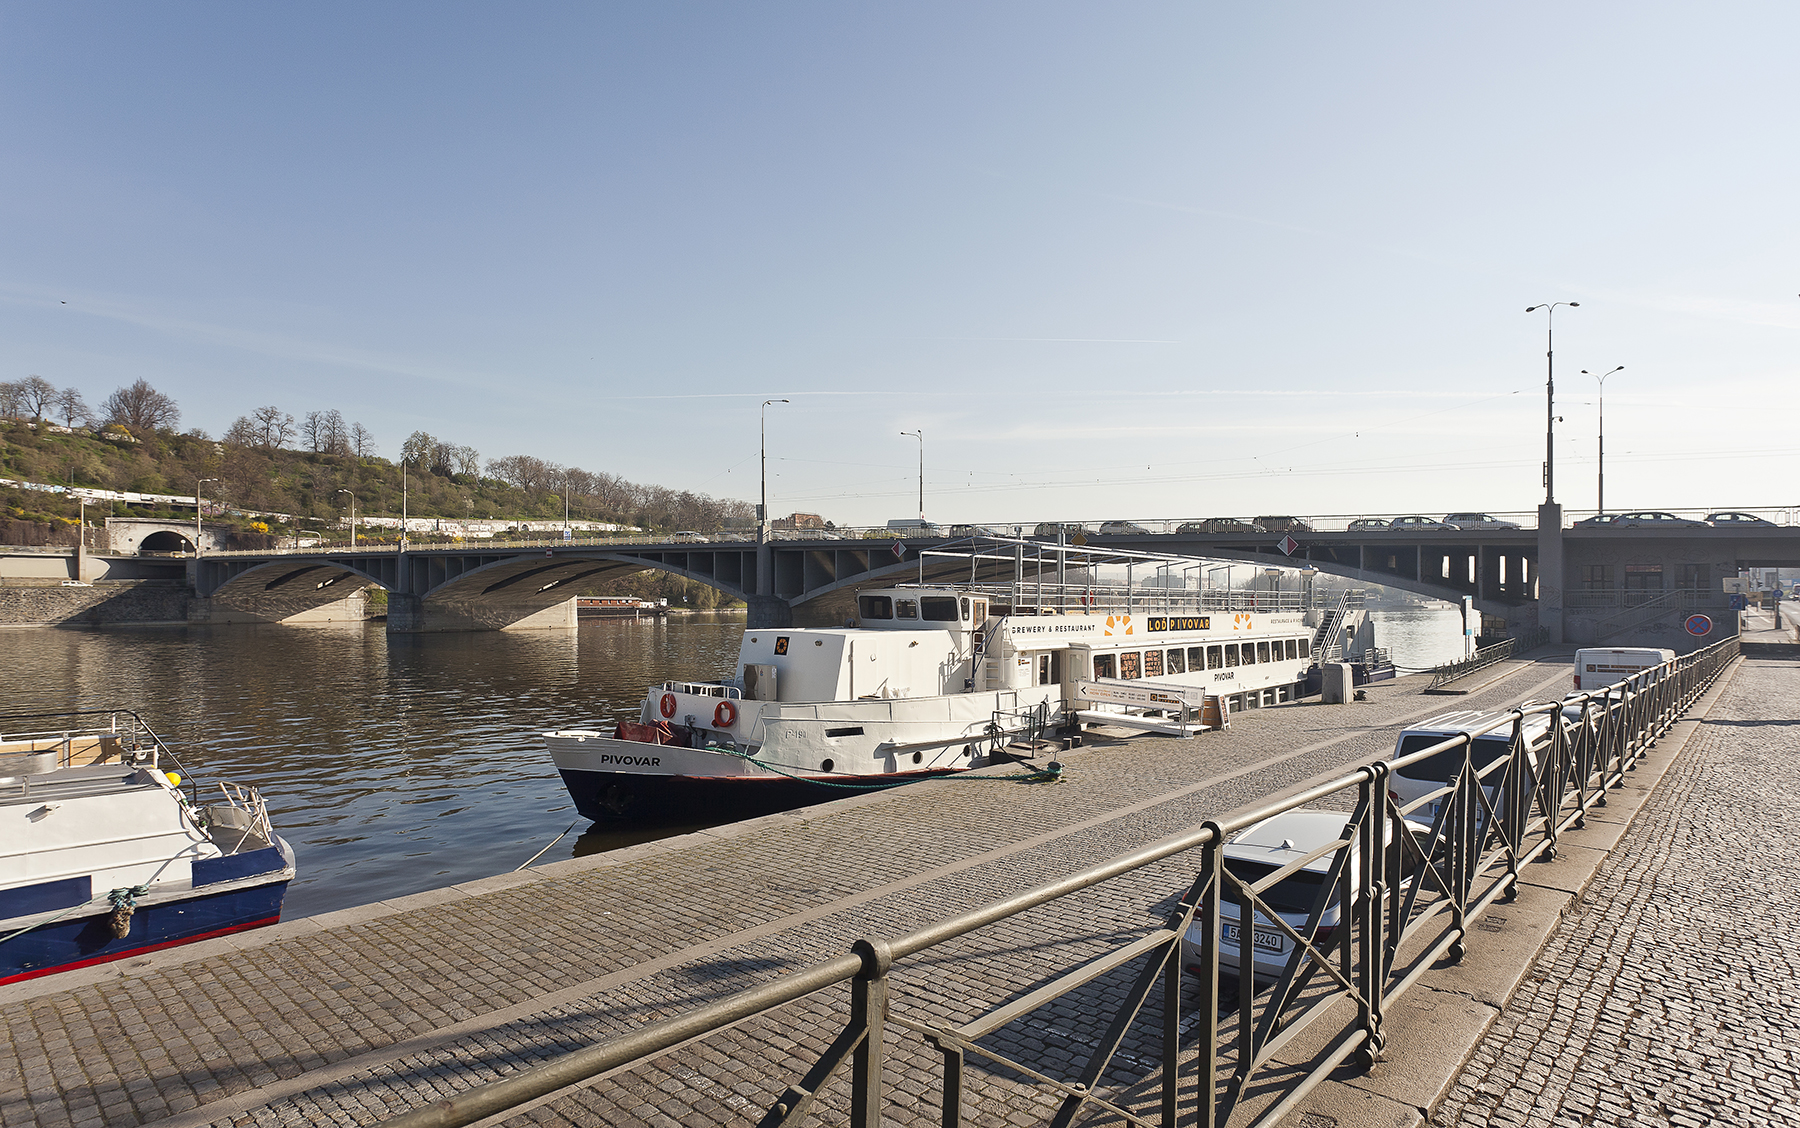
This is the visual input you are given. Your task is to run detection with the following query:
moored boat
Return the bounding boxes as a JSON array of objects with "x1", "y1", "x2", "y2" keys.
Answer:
[
  {"x1": 546, "y1": 542, "x2": 1383, "y2": 825},
  {"x1": 0, "y1": 710, "x2": 294, "y2": 985}
]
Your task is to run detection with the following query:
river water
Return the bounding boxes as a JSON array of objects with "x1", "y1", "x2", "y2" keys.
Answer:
[{"x1": 8, "y1": 605, "x2": 1466, "y2": 920}]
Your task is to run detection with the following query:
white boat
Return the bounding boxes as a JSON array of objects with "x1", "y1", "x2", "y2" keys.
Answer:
[
  {"x1": 547, "y1": 543, "x2": 1380, "y2": 824},
  {"x1": 0, "y1": 710, "x2": 294, "y2": 985}
]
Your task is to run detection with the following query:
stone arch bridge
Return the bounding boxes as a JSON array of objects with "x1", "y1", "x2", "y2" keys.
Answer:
[{"x1": 193, "y1": 528, "x2": 1549, "y2": 633}]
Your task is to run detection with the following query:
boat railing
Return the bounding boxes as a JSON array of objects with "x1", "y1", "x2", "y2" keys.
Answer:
[
  {"x1": 0, "y1": 708, "x2": 201, "y2": 801},
  {"x1": 922, "y1": 582, "x2": 1309, "y2": 615},
  {"x1": 661, "y1": 681, "x2": 742, "y2": 700},
  {"x1": 207, "y1": 781, "x2": 277, "y2": 854}
]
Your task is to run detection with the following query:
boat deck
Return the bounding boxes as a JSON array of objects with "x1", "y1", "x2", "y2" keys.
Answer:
[{"x1": 0, "y1": 655, "x2": 1605, "y2": 1128}]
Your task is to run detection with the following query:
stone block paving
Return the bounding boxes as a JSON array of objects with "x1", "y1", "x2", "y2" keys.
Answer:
[
  {"x1": 1433, "y1": 646, "x2": 1800, "y2": 1128},
  {"x1": 0, "y1": 659, "x2": 1583, "y2": 1128}
]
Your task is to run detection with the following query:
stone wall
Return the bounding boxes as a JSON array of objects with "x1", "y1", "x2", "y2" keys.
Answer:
[{"x1": 0, "y1": 581, "x2": 192, "y2": 627}]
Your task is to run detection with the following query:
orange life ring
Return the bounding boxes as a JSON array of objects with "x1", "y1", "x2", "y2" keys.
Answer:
[
  {"x1": 714, "y1": 699, "x2": 738, "y2": 728},
  {"x1": 659, "y1": 693, "x2": 678, "y2": 719}
]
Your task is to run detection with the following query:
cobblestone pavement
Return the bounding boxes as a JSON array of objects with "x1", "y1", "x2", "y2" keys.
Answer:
[
  {"x1": 1433, "y1": 643, "x2": 1800, "y2": 1128},
  {"x1": 0, "y1": 657, "x2": 1590, "y2": 1128}
]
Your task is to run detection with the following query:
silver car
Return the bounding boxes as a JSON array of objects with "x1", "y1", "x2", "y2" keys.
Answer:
[
  {"x1": 1444, "y1": 513, "x2": 1520, "y2": 530},
  {"x1": 1180, "y1": 809, "x2": 1431, "y2": 985}
]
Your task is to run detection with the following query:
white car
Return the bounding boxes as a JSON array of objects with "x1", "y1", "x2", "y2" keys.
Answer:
[
  {"x1": 1180, "y1": 809, "x2": 1432, "y2": 985},
  {"x1": 1388, "y1": 709, "x2": 1561, "y2": 824},
  {"x1": 1444, "y1": 513, "x2": 1520, "y2": 530}
]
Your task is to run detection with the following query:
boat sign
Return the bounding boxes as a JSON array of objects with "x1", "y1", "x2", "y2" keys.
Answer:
[{"x1": 1077, "y1": 679, "x2": 1207, "y2": 708}]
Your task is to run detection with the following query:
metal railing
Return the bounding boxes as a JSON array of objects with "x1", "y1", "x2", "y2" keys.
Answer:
[
  {"x1": 1425, "y1": 638, "x2": 1516, "y2": 689},
  {"x1": 374, "y1": 635, "x2": 1738, "y2": 1128}
]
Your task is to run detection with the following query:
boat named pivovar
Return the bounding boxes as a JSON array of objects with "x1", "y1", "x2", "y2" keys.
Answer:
[
  {"x1": 0, "y1": 710, "x2": 294, "y2": 985},
  {"x1": 545, "y1": 540, "x2": 1386, "y2": 825}
]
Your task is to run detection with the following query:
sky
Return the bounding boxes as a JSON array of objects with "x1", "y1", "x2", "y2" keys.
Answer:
[{"x1": 2, "y1": 3, "x2": 1796, "y2": 527}]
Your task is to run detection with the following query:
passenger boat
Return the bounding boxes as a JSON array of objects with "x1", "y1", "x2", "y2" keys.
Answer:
[
  {"x1": 0, "y1": 710, "x2": 294, "y2": 985},
  {"x1": 546, "y1": 544, "x2": 1380, "y2": 824}
]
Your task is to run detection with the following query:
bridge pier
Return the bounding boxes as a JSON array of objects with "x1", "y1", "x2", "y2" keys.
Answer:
[
  {"x1": 383, "y1": 592, "x2": 578, "y2": 634},
  {"x1": 1537, "y1": 502, "x2": 1564, "y2": 644},
  {"x1": 745, "y1": 594, "x2": 793, "y2": 630}
]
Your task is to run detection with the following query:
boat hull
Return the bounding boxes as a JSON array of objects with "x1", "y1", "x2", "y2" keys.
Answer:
[{"x1": 0, "y1": 840, "x2": 294, "y2": 986}]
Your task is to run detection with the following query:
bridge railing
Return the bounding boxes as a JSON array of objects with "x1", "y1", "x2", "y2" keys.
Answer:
[{"x1": 369, "y1": 639, "x2": 1738, "y2": 1128}]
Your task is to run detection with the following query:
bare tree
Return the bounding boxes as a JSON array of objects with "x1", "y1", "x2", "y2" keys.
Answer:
[
  {"x1": 301, "y1": 410, "x2": 327, "y2": 452},
  {"x1": 55, "y1": 387, "x2": 90, "y2": 429},
  {"x1": 248, "y1": 405, "x2": 295, "y2": 452},
  {"x1": 19, "y1": 376, "x2": 57, "y2": 423},
  {"x1": 224, "y1": 416, "x2": 258, "y2": 447},
  {"x1": 0, "y1": 381, "x2": 22, "y2": 420},
  {"x1": 322, "y1": 410, "x2": 348, "y2": 455},
  {"x1": 350, "y1": 422, "x2": 375, "y2": 459},
  {"x1": 402, "y1": 430, "x2": 439, "y2": 470},
  {"x1": 102, "y1": 379, "x2": 181, "y2": 436},
  {"x1": 452, "y1": 444, "x2": 480, "y2": 478}
]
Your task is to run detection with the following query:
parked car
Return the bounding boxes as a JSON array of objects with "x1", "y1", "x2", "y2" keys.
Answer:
[
  {"x1": 948, "y1": 524, "x2": 994, "y2": 538},
  {"x1": 1177, "y1": 518, "x2": 1263, "y2": 534},
  {"x1": 1346, "y1": 518, "x2": 1391, "y2": 531},
  {"x1": 669, "y1": 530, "x2": 705, "y2": 541},
  {"x1": 1388, "y1": 709, "x2": 1561, "y2": 824},
  {"x1": 1098, "y1": 520, "x2": 1150, "y2": 535},
  {"x1": 1254, "y1": 516, "x2": 1312, "y2": 533},
  {"x1": 1572, "y1": 514, "x2": 1617, "y2": 527},
  {"x1": 1444, "y1": 513, "x2": 1520, "y2": 530},
  {"x1": 1032, "y1": 522, "x2": 1086, "y2": 539},
  {"x1": 1179, "y1": 809, "x2": 1433, "y2": 985},
  {"x1": 1388, "y1": 515, "x2": 1455, "y2": 531},
  {"x1": 1705, "y1": 512, "x2": 1773, "y2": 526},
  {"x1": 1608, "y1": 511, "x2": 1707, "y2": 527}
]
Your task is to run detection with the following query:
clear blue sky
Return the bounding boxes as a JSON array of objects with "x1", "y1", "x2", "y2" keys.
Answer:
[{"x1": 3, "y1": 3, "x2": 1795, "y2": 525}]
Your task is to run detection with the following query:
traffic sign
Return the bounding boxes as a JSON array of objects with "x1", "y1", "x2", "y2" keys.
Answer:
[
  {"x1": 1278, "y1": 535, "x2": 1300, "y2": 556},
  {"x1": 1684, "y1": 614, "x2": 1713, "y2": 636}
]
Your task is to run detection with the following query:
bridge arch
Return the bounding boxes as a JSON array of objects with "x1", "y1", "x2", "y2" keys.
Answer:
[{"x1": 139, "y1": 530, "x2": 194, "y2": 555}]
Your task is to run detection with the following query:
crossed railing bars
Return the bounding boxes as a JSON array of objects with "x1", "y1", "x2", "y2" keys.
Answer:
[
  {"x1": 1425, "y1": 637, "x2": 1516, "y2": 689},
  {"x1": 377, "y1": 634, "x2": 1739, "y2": 1128}
]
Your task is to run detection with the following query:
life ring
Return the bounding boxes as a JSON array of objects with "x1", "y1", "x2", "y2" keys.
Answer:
[
  {"x1": 659, "y1": 693, "x2": 677, "y2": 719},
  {"x1": 714, "y1": 699, "x2": 738, "y2": 728}
]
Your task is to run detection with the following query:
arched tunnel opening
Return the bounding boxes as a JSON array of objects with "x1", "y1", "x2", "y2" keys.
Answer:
[{"x1": 140, "y1": 530, "x2": 195, "y2": 555}]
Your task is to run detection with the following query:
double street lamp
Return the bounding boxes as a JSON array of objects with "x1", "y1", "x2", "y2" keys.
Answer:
[
  {"x1": 760, "y1": 398, "x2": 788, "y2": 541},
  {"x1": 336, "y1": 488, "x2": 357, "y2": 547},
  {"x1": 1526, "y1": 301, "x2": 1578, "y2": 505},
  {"x1": 900, "y1": 430, "x2": 923, "y2": 521},
  {"x1": 1582, "y1": 366, "x2": 1624, "y2": 515}
]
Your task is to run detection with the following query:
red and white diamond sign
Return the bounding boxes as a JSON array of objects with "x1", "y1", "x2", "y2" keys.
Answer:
[{"x1": 1278, "y1": 535, "x2": 1301, "y2": 556}]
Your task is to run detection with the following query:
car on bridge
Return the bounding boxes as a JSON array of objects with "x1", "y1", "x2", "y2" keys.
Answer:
[
  {"x1": 1098, "y1": 520, "x2": 1151, "y2": 535},
  {"x1": 1178, "y1": 518, "x2": 1264, "y2": 534},
  {"x1": 1388, "y1": 515, "x2": 1455, "y2": 531},
  {"x1": 1444, "y1": 513, "x2": 1520, "y2": 530},
  {"x1": 1254, "y1": 516, "x2": 1312, "y2": 533},
  {"x1": 1346, "y1": 518, "x2": 1391, "y2": 531},
  {"x1": 1607, "y1": 511, "x2": 1707, "y2": 528},
  {"x1": 1705, "y1": 511, "x2": 1773, "y2": 526},
  {"x1": 1032, "y1": 522, "x2": 1087, "y2": 539},
  {"x1": 948, "y1": 524, "x2": 1004, "y2": 538}
]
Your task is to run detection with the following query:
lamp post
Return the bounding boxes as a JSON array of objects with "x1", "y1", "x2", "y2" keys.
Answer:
[
  {"x1": 1300, "y1": 566, "x2": 1319, "y2": 611},
  {"x1": 335, "y1": 488, "x2": 357, "y2": 547},
  {"x1": 1582, "y1": 366, "x2": 1623, "y2": 516},
  {"x1": 1526, "y1": 302, "x2": 1579, "y2": 504},
  {"x1": 760, "y1": 398, "x2": 788, "y2": 542},
  {"x1": 195, "y1": 477, "x2": 219, "y2": 557},
  {"x1": 900, "y1": 430, "x2": 923, "y2": 521}
]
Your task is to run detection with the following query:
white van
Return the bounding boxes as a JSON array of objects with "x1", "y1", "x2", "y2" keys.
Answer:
[
  {"x1": 1572, "y1": 648, "x2": 1674, "y2": 692},
  {"x1": 1389, "y1": 709, "x2": 1560, "y2": 823}
]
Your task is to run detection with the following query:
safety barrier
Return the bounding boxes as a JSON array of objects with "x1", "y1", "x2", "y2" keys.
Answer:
[
  {"x1": 374, "y1": 633, "x2": 1739, "y2": 1128},
  {"x1": 1424, "y1": 637, "x2": 1516, "y2": 689}
]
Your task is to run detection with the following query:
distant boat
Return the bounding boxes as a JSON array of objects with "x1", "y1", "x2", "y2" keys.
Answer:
[{"x1": 0, "y1": 710, "x2": 294, "y2": 985}]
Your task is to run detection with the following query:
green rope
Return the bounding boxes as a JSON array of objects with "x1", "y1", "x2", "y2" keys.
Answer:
[
  {"x1": 0, "y1": 884, "x2": 149, "y2": 948},
  {"x1": 706, "y1": 744, "x2": 1065, "y2": 789}
]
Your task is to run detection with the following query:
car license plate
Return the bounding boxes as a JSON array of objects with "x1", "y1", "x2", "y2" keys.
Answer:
[{"x1": 1224, "y1": 923, "x2": 1283, "y2": 952}]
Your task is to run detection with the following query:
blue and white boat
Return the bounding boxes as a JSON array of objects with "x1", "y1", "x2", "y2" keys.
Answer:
[{"x1": 0, "y1": 710, "x2": 294, "y2": 985}]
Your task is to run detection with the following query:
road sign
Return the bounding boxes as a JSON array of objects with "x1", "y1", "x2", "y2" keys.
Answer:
[
  {"x1": 1684, "y1": 614, "x2": 1713, "y2": 636},
  {"x1": 1077, "y1": 679, "x2": 1206, "y2": 708},
  {"x1": 892, "y1": 540, "x2": 905, "y2": 558},
  {"x1": 1278, "y1": 535, "x2": 1301, "y2": 556}
]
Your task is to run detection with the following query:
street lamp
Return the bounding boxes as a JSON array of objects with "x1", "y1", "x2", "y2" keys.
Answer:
[
  {"x1": 335, "y1": 488, "x2": 357, "y2": 547},
  {"x1": 900, "y1": 430, "x2": 923, "y2": 521},
  {"x1": 1582, "y1": 366, "x2": 1623, "y2": 516},
  {"x1": 195, "y1": 477, "x2": 219, "y2": 557},
  {"x1": 1526, "y1": 302, "x2": 1579, "y2": 505},
  {"x1": 1300, "y1": 566, "x2": 1319, "y2": 610},
  {"x1": 760, "y1": 398, "x2": 788, "y2": 541}
]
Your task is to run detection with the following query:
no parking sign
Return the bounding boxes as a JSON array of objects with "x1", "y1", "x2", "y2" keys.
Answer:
[{"x1": 1684, "y1": 613, "x2": 1713, "y2": 636}]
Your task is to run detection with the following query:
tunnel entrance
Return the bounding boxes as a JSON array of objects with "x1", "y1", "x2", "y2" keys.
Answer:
[{"x1": 139, "y1": 530, "x2": 195, "y2": 555}]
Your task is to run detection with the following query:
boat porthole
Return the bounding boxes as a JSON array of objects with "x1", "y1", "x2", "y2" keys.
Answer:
[
  {"x1": 821, "y1": 759, "x2": 834, "y2": 773},
  {"x1": 913, "y1": 752, "x2": 922, "y2": 764},
  {"x1": 962, "y1": 744, "x2": 973, "y2": 757}
]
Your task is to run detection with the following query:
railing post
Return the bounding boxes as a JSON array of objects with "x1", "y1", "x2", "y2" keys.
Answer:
[
  {"x1": 850, "y1": 938, "x2": 892, "y2": 1128},
  {"x1": 1195, "y1": 825, "x2": 1224, "y2": 1128},
  {"x1": 1356, "y1": 771, "x2": 1386, "y2": 1067}
]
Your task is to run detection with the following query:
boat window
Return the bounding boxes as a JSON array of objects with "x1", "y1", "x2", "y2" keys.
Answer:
[
  {"x1": 921, "y1": 597, "x2": 959, "y2": 622},
  {"x1": 1094, "y1": 653, "x2": 1116, "y2": 679},
  {"x1": 960, "y1": 597, "x2": 970, "y2": 620},
  {"x1": 1299, "y1": 638, "x2": 1310, "y2": 658},
  {"x1": 896, "y1": 599, "x2": 919, "y2": 620},
  {"x1": 1038, "y1": 654, "x2": 1053, "y2": 685},
  {"x1": 1144, "y1": 649, "x2": 1164, "y2": 677},
  {"x1": 1166, "y1": 648, "x2": 1185, "y2": 674},
  {"x1": 1120, "y1": 651, "x2": 1141, "y2": 679},
  {"x1": 1191, "y1": 647, "x2": 1207, "y2": 670},
  {"x1": 974, "y1": 601, "x2": 988, "y2": 620},
  {"x1": 1224, "y1": 644, "x2": 1239, "y2": 667},
  {"x1": 1257, "y1": 642, "x2": 1271, "y2": 663},
  {"x1": 1286, "y1": 639, "x2": 1298, "y2": 661},
  {"x1": 1242, "y1": 643, "x2": 1256, "y2": 665},
  {"x1": 859, "y1": 596, "x2": 892, "y2": 620}
]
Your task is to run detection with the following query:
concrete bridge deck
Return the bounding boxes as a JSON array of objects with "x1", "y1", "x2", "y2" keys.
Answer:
[{"x1": 0, "y1": 648, "x2": 1774, "y2": 1128}]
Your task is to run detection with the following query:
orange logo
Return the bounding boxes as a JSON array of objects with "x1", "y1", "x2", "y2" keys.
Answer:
[
  {"x1": 1233, "y1": 614, "x2": 1252, "y2": 630},
  {"x1": 1104, "y1": 614, "x2": 1134, "y2": 636}
]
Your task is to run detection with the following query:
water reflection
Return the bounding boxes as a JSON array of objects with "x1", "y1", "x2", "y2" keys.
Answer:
[{"x1": 7, "y1": 614, "x2": 744, "y2": 919}]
